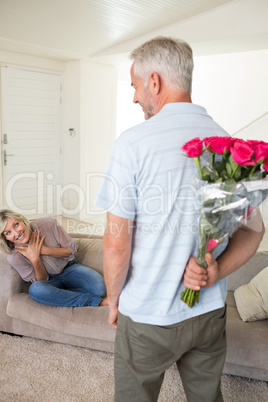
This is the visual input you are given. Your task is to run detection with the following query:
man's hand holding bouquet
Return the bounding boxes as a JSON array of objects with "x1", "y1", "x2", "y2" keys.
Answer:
[{"x1": 180, "y1": 136, "x2": 268, "y2": 307}]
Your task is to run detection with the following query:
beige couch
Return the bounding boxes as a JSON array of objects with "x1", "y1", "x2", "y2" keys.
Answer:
[
  {"x1": 224, "y1": 251, "x2": 268, "y2": 381},
  {"x1": 0, "y1": 233, "x2": 267, "y2": 381},
  {"x1": 1, "y1": 234, "x2": 116, "y2": 353}
]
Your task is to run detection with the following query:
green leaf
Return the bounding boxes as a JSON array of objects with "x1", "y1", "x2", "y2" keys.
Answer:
[
  {"x1": 234, "y1": 165, "x2": 242, "y2": 181},
  {"x1": 225, "y1": 178, "x2": 236, "y2": 186},
  {"x1": 229, "y1": 155, "x2": 237, "y2": 166},
  {"x1": 203, "y1": 175, "x2": 211, "y2": 182},
  {"x1": 219, "y1": 170, "x2": 230, "y2": 180},
  {"x1": 201, "y1": 167, "x2": 212, "y2": 177},
  {"x1": 215, "y1": 162, "x2": 225, "y2": 175},
  {"x1": 215, "y1": 159, "x2": 226, "y2": 175},
  {"x1": 226, "y1": 163, "x2": 232, "y2": 176},
  {"x1": 212, "y1": 170, "x2": 219, "y2": 180}
]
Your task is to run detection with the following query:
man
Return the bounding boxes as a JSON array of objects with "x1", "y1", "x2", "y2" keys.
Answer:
[{"x1": 95, "y1": 37, "x2": 264, "y2": 402}]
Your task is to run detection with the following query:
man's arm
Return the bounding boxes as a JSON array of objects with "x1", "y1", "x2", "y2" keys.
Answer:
[
  {"x1": 103, "y1": 212, "x2": 133, "y2": 328},
  {"x1": 183, "y1": 208, "x2": 265, "y2": 290}
]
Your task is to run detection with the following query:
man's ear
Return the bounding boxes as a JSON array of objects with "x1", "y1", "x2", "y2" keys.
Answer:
[{"x1": 149, "y1": 72, "x2": 161, "y2": 95}]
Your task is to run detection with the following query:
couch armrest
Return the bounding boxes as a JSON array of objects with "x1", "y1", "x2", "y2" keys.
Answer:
[
  {"x1": 0, "y1": 253, "x2": 30, "y2": 332},
  {"x1": 227, "y1": 251, "x2": 268, "y2": 291}
]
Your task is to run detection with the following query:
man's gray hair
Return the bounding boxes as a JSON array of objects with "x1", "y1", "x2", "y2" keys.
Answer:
[{"x1": 130, "y1": 36, "x2": 194, "y2": 94}]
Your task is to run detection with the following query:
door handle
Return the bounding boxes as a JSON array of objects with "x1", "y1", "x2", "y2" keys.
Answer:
[{"x1": 4, "y1": 150, "x2": 14, "y2": 166}]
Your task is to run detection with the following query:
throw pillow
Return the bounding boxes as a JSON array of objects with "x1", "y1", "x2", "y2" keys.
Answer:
[{"x1": 234, "y1": 266, "x2": 268, "y2": 322}]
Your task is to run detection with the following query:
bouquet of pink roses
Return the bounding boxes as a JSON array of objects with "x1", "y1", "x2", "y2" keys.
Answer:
[{"x1": 180, "y1": 136, "x2": 268, "y2": 308}]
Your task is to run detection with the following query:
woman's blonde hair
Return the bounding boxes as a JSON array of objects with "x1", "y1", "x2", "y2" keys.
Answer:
[{"x1": 0, "y1": 209, "x2": 32, "y2": 254}]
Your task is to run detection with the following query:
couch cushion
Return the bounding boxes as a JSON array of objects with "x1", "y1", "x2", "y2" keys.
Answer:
[
  {"x1": 234, "y1": 267, "x2": 268, "y2": 322},
  {"x1": 225, "y1": 304, "x2": 268, "y2": 379},
  {"x1": 7, "y1": 293, "x2": 115, "y2": 342},
  {"x1": 226, "y1": 291, "x2": 236, "y2": 308},
  {"x1": 227, "y1": 251, "x2": 268, "y2": 291},
  {"x1": 74, "y1": 238, "x2": 103, "y2": 275}
]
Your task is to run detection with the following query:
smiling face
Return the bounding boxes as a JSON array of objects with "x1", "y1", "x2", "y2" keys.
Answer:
[
  {"x1": 130, "y1": 63, "x2": 157, "y2": 120},
  {"x1": 3, "y1": 217, "x2": 31, "y2": 244}
]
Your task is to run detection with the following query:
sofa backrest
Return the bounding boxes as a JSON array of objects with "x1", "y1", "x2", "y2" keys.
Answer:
[
  {"x1": 73, "y1": 237, "x2": 103, "y2": 275},
  {"x1": 227, "y1": 251, "x2": 268, "y2": 291}
]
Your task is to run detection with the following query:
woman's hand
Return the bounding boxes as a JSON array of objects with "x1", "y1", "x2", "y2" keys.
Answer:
[{"x1": 16, "y1": 231, "x2": 45, "y2": 264}]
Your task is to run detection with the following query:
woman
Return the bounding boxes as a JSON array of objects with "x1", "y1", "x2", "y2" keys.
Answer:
[{"x1": 0, "y1": 209, "x2": 107, "y2": 307}]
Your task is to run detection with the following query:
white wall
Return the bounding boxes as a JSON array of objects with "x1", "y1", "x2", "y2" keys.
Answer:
[
  {"x1": 235, "y1": 114, "x2": 268, "y2": 142},
  {"x1": 116, "y1": 80, "x2": 144, "y2": 137},
  {"x1": 192, "y1": 49, "x2": 268, "y2": 138},
  {"x1": 61, "y1": 61, "x2": 82, "y2": 214},
  {"x1": 62, "y1": 59, "x2": 117, "y2": 220},
  {"x1": 80, "y1": 60, "x2": 117, "y2": 220}
]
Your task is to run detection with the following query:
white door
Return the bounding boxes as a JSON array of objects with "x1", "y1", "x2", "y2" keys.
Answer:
[{"x1": 1, "y1": 66, "x2": 62, "y2": 218}]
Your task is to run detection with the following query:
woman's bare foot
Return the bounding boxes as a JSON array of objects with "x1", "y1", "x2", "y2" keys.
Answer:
[{"x1": 99, "y1": 297, "x2": 108, "y2": 306}]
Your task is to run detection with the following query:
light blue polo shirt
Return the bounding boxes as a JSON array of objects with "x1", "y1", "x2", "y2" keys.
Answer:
[{"x1": 95, "y1": 103, "x2": 229, "y2": 325}]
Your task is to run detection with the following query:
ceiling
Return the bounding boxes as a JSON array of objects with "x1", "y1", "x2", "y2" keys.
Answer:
[{"x1": 0, "y1": 0, "x2": 267, "y2": 64}]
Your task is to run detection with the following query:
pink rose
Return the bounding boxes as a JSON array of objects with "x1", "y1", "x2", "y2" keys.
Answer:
[
  {"x1": 231, "y1": 141, "x2": 255, "y2": 166},
  {"x1": 253, "y1": 143, "x2": 268, "y2": 163},
  {"x1": 246, "y1": 140, "x2": 265, "y2": 148},
  {"x1": 204, "y1": 136, "x2": 234, "y2": 154},
  {"x1": 264, "y1": 159, "x2": 268, "y2": 172},
  {"x1": 181, "y1": 137, "x2": 203, "y2": 157},
  {"x1": 207, "y1": 238, "x2": 220, "y2": 252}
]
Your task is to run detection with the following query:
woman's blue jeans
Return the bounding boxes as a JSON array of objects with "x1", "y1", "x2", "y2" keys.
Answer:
[{"x1": 29, "y1": 260, "x2": 106, "y2": 307}]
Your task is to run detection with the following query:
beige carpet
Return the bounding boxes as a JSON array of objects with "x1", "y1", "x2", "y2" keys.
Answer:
[{"x1": 0, "y1": 333, "x2": 267, "y2": 402}]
